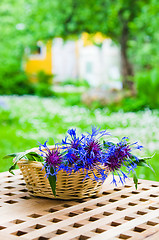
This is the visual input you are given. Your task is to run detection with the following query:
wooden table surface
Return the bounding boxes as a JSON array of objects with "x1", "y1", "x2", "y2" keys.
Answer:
[{"x1": 0, "y1": 170, "x2": 159, "y2": 240}]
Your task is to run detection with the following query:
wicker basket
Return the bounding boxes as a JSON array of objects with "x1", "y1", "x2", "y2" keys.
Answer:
[
  {"x1": 17, "y1": 159, "x2": 105, "y2": 199},
  {"x1": 17, "y1": 145, "x2": 107, "y2": 199}
]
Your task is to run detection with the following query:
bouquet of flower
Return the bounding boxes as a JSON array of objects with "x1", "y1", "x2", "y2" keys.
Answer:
[{"x1": 6, "y1": 127, "x2": 153, "y2": 197}]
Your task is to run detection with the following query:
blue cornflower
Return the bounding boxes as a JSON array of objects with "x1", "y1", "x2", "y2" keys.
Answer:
[
  {"x1": 38, "y1": 129, "x2": 146, "y2": 188},
  {"x1": 104, "y1": 138, "x2": 142, "y2": 184},
  {"x1": 59, "y1": 127, "x2": 109, "y2": 182},
  {"x1": 61, "y1": 128, "x2": 84, "y2": 150},
  {"x1": 63, "y1": 148, "x2": 80, "y2": 165},
  {"x1": 67, "y1": 129, "x2": 76, "y2": 139},
  {"x1": 45, "y1": 148, "x2": 63, "y2": 168},
  {"x1": 78, "y1": 126, "x2": 110, "y2": 170},
  {"x1": 82, "y1": 139, "x2": 102, "y2": 169},
  {"x1": 87, "y1": 126, "x2": 110, "y2": 140},
  {"x1": 38, "y1": 141, "x2": 63, "y2": 177}
]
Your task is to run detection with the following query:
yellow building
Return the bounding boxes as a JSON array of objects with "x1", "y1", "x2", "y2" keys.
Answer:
[
  {"x1": 24, "y1": 33, "x2": 120, "y2": 87},
  {"x1": 25, "y1": 40, "x2": 53, "y2": 82},
  {"x1": 24, "y1": 33, "x2": 106, "y2": 81}
]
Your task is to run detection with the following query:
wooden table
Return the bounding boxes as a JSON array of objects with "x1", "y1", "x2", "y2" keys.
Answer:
[{"x1": 1, "y1": 170, "x2": 159, "y2": 240}]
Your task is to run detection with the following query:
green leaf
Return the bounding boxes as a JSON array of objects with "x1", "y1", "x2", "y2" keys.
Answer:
[
  {"x1": 135, "y1": 153, "x2": 155, "y2": 163},
  {"x1": 25, "y1": 153, "x2": 36, "y2": 161},
  {"x1": 6, "y1": 150, "x2": 43, "y2": 175},
  {"x1": 14, "y1": 151, "x2": 28, "y2": 163},
  {"x1": 25, "y1": 152, "x2": 43, "y2": 162},
  {"x1": 3, "y1": 153, "x2": 18, "y2": 159},
  {"x1": 8, "y1": 151, "x2": 27, "y2": 175},
  {"x1": 138, "y1": 157, "x2": 153, "y2": 161},
  {"x1": 9, "y1": 163, "x2": 17, "y2": 175},
  {"x1": 136, "y1": 159, "x2": 155, "y2": 173},
  {"x1": 133, "y1": 171, "x2": 138, "y2": 190},
  {"x1": 48, "y1": 167, "x2": 56, "y2": 197}
]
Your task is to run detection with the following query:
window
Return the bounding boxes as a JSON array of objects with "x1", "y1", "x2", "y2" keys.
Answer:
[
  {"x1": 30, "y1": 45, "x2": 42, "y2": 55},
  {"x1": 86, "y1": 62, "x2": 92, "y2": 74}
]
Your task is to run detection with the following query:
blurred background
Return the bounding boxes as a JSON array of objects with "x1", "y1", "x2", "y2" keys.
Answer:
[{"x1": 0, "y1": 0, "x2": 159, "y2": 181}]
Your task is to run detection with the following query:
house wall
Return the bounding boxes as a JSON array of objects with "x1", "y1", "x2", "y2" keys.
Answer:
[
  {"x1": 25, "y1": 41, "x2": 52, "y2": 81},
  {"x1": 52, "y1": 38, "x2": 77, "y2": 82},
  {"x1": 78, "y1": 38, "x2": 121, "y2": 87},
  {"x1": 24, "y1": 34, "x2": 121, "y2": 87}
]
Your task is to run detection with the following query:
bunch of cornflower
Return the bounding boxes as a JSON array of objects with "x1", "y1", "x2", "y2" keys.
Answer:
[
  {"x1": 103, "y1": 138, "x2": 143, "y2": 186},
  {"x1": 58, "y1": 127, "x2": 110, "y2": 181},
  {"x1": 6, "y1": 126, "x2": 153, "y2": 198},
  {"x1": 39, "y1": 127, "x2": 148, "y2": 187}
]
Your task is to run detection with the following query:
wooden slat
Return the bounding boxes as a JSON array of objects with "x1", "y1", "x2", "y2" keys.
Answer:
[{"x1": 0, "y1": 170, "x2": 159, "y2": 240}]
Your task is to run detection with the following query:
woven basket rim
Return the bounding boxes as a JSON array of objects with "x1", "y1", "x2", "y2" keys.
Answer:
[{"x1": 17, "y1": 159, "x2": 107, "y2": 174}]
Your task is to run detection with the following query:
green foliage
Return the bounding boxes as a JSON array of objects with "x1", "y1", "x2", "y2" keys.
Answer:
[
  {"x1": 0, "y1": 68, "x2": 54, "y2": 96},
  {"x1": 36, "y1": 71, "x2": 54, "y2": 84},
  {"x1": 0, "y1": 0, "x2": 159, "y2": 92},
  {"x1": 135, "y1": 68, "x2": 159, "y2": 108},
  {"x1": 132, "y1": 156, "x2": 154, "y2": 189},
  {"x1": 4, "y1": 151, "x2": 43, "y2": 175},
  {"x1": 34, "y1": 83, "x2": 54, "y2": 97},
  {"x1": 130, "y1": 0, "x2": 159, "y2": 70},
  {"x1": 37, "y1": 0, "x2": 149, "y2": 87},
  {"x1": 0, "y1": 70, "x2": 34, "y2": 95},
  {"x1": 0, "y1": 0, "x2": 36, "y2": 95},
  {"x1": 82, "y1": 96, "x2": 147, "y2": 112},
  {"x1": 48, "y1": 168, "x2": 56, "y2": 197},
  {"x1": 60, "y1": 78, "x2": 90, "y2": 88},
  {"x1": 33, "y1": 71, "x2": 54, "y2": 97},
  {"x1": 120, "y1": 98, "x2": 148, "y2": 112},
  {"x1": 54, "y1": 91, "x2": 82, "y2": 106},
  {"x1": 133, "y1": 171, "x2": 138, "y2": 189},
  {"x1": 0, "y1": 0, "x2": 156, "y2": 93},
  {"x1": 106, "y1": 97, "x2": 148, "y2": 112}
]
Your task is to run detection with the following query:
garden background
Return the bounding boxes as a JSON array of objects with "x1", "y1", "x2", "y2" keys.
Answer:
[{"x1": 0, "y1": 0, "x2": 159, "y2": 182}]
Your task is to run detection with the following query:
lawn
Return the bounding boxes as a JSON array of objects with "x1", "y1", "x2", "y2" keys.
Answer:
[{"x1": 0, "y1": 95, "x2": 159, "y2": 182}]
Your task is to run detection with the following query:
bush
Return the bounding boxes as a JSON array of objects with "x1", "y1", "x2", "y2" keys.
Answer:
[
  {"x1": 54, "y1": 91, "x2": 82, "y2": 106},
  {"x1": 36, "y1": 70, "x2": 54, "y2": 84},
  {"x1": 0, "y1": 69, "x2": 54, "y2": 97},
  {"x1": 34, "y1": 83, "x2": 54, "y2": 97},
  {"x1": 83, "y1": 95, "x2": 148, "y2": 112},
  {"x1": 135, "y1": 68, "x2": 159, "y2": 109},
  {"x1": 34, "y1": 71, "x2": 54, "y2": 97},
  {"x1": 119, "y1": 97, "x2": 148, "y2": 112},
  {"x1": 60, "y1": 78, "x2": 90, "y2": 88},
  {"x1": 0, "y1": 70, "x2": 34, "y2": 95}
]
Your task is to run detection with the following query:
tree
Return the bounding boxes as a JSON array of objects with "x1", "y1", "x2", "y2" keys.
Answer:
[
  {"x1": 27, "y1": 0, "x2": 149, "y2": 90},
  {"x1": 0, "y1": 0, "x2": 44, "y2": 94},
  {"x1": 0, "y1": 0, "x2": 157, "y2": 92},
  {"x1": 0, "y1": 0, "x2": 32, "y2": 94},
  {"x1": 129, "y1": 0, "x2": 159, "y2": 71}
]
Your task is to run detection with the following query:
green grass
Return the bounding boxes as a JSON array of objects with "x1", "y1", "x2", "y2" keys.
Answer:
[{"x1": 0, "y1": 95, "x2": 159, "y2": 182}]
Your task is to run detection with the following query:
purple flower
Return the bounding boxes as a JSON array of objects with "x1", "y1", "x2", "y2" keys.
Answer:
[
  {"x1": 79, "y1": 126, "x2": 110, "y2": 170},
  {"x1": 61, "y1": 128, "x2": 84, "y2": 150},
  {"x1": 38, "y1": 141, "x2": 63, "y2": 176},
  {"x1": 105, "y1": 142, "x2": 132, "y2": 172},
  {"x1": 104, "y1": 138, "x2": 143, "y2": 185},
  {"x1": 63, "y1": 148, "x2": 80, "y2": 165},
  {"x1": 44, "y1": 148, "x2": 63, "y2": 167},
  {"x1": 85, "y1": 139, "x2": 101, "y2": 156},
  {"x1": 83, "y1": 139, "x2": 102, "y2": 168}
]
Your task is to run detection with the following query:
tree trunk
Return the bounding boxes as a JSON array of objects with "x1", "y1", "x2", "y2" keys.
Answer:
[{"x1": 120, "y1": 23, "x2": 134, "y2": 92}]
